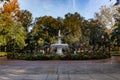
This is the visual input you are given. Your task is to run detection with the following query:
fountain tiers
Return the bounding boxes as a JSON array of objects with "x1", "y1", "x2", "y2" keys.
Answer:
[{"x1": 51, "y1": 30, "x2": 68, "y2": 55}]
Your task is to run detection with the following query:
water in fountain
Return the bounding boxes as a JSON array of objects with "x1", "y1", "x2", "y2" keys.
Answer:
[{"x1": 51, "y1": 30, "x2": 68, "y2": 55}]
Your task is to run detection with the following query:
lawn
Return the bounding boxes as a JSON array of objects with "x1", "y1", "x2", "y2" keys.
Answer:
[
  {"x1": 0, "y1": 52, "x2": 7, "y2": 57},
  {"x1": 111, "y1": 51, "x2": 120, "y2": 55}
]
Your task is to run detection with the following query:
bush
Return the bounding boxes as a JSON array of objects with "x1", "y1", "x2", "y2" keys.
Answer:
[
  {"x1": 25, "y1": 55, "x2": 33, "y2": 60},
  {"x1": 82, "y1": 55, "x2": 89, "y2": 60},
  {"x1": 101, "y1": 52, "x2": 110, "y2": 59},
  {"x1": 7, "y1": 52, "x2": 13, "y2": 59},
  {"x1": 52, "y1": 54, "x2": 60, "y2": 60},
  {"x1": 92, "y1": 54, "x2": 98, "y2": 59},
  {"x1": 46, "y1": 54, "x2": 55, "y2": 60},
  {"x1": 60, "y1": 55, "x2": 66, "y2": 60},
  {"x1": 35, "y1": 54, "x2": 44, "y2": 60},
  {"x1": 7, "y1": 51, "x2": 110, "y2": 60},
  {"x1": 71, "y1": 54, "x2": 80, "y2": 60}
]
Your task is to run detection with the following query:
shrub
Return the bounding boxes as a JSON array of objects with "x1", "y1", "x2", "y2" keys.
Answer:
[
  {"x1": 46, "y1": 54, "x2": 55, "y2": 60},
  {"x1": 7, "y1": 52, "x2": 13, "y2": 59},
  {"x1": 25, "y1": 55, "x2": 32, "y2": 60},
  {"x1": 71, "y1": 54, "x2": 80, "y2": 60},
  {"x1": 92, "y1": 54, "x2": 98, "y2": 59},
  {"x1": 36, "y1": 54, "x2": 45, "y2": 60},
  {"x1": 7, "y1": 51, "x2": 111, "y2": 60},
  {"x1": 101, "y1": 52, "x2": 109, "y2": 59},
  {"x1": 52, "y1": 54, "x2": 60, "y2": 60},
  {"x1": 82, "y1": 55, "x2": 89, "y2": 60},
  {"x1": 60, "y1": 55, "x2": 66, "y2": 60}
]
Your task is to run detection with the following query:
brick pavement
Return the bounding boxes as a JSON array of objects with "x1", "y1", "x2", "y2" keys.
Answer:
[{"x1": 0, "y1": 56, "x2": 120, "y2": 80}]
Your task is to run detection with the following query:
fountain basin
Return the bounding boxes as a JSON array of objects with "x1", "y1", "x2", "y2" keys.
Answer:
[
  {"x1": 51, "y1": 44, "x2": 68, "y2": 48},
  {"x1": 51, "y1": 44, "x2": 68, "y2": 55}
]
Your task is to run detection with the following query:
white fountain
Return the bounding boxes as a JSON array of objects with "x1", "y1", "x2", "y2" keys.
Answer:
[{"x1": 51, "y1": 30, "x2": 68, "y2": 55}]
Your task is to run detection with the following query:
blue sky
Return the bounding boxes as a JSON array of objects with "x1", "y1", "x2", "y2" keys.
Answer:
[{"x1": 18, "y1": 0, "x2": 115, "y2": 19}]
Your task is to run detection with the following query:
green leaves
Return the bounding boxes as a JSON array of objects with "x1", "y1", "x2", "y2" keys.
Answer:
[
  {"x1": 0, "y1": 14, "x2": 14, "y2": 46},
  {"x1": 17, "y1": 10, "x2": 33, "y2": 32},
  {"x1": 0, "y1": 14, "x2": 27, "y2": 50},
  {"x1": 13, "y1": 23, "x2": 27, "y2": 49}
]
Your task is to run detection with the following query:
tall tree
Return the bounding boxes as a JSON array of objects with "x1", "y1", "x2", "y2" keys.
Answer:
[
  {"x1": 17, "y1": 10, "x2": 33, "y2": 32},
  {"x1": 63, "y1": 12, "x2": 83, "y2": 43},
  {"x1": 95, "y1": 5, "x2": 116, "y2": 34},
  {"x1": 111, "y1": 7, "x2": 120, "y2": 49},
  {"x1": 32, "y1": 16, "x2": 63, "y2": 44},
  {"x1": 1, "y1": 0, "x2": 19, "y2": 20},
  {"x1": 0, "y1": 14, "x2": 27, "y2": 51}
]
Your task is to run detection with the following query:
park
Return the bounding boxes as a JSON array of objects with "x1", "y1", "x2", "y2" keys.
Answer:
[{"x1": 0, "y1": 0, "x2": 120, "y2": 80}]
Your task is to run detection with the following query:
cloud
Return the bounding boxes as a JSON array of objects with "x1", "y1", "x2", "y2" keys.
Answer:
[
  {"x1": 19, "y1": 0, "x2": 54, "y2": 18},
  {"x1": 18, "y1": 0, "x2": 116, "y2": 19},
  {"x1": 42, "y1": 1, "x2": 54, "y2": 11},
  {"x1": 81, "y1": 0, "x2": 115, "y2": 19},
  {"x1": 72, "y1": 0, "x2": 77, "y2": 12}
]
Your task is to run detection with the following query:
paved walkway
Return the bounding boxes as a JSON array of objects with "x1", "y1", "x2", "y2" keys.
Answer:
[{"x1": 0, "y1": 56, "x2": 120, "y2": 80}]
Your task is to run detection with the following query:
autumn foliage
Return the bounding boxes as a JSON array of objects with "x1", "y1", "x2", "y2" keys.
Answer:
[{"x1": 2, "y1": 0, "x2": 19, "y2": 17}]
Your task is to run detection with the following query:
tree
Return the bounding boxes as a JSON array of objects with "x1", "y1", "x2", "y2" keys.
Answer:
[
  {"x1": 111, "y1": 22, "x2": 120, "y2": 50},
  {"x1": 17, "y1": 10, "x2": 33, "y2": 32},
  {"x1": 0, "y1": 14, "x2": 14, "y2": 47},
  {"x1": 111, "y1": 7, "x2": 120, "y2": 50},
  {"x1": 1, "y1": 0, "x2": 19, "y2": 20},
  {"x1": 10, "y1": 22, "x2": 27, "y2": 50},
  {"x1": 63, "y1": 12, "x2": 83, "y2": 44},
  {"x1": 0, "y1": 14, "x2": 27, "y2": 51},
  {"x1": 26, "y1": 16, "x2": 62, "y2": 53},
  {"x1": 110, "y1": 0, "x2": 120, "y2": 6},
  {"x1": 32, "y1": 16, "x2": 62, "y2": 44},
  {"x1": 95, "y1": 5, "x2": 116, "y2": 34},
  {"x1": 87, "y1": 19, "x2": 109, "y2": 51}
]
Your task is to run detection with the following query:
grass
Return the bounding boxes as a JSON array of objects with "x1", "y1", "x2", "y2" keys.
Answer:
[
  {"x1": 111, "y1": 51, "x2": 120, "y2": 55},
  {"x1": 0, "y1": 52, "x2": 7, "y2": 56}
]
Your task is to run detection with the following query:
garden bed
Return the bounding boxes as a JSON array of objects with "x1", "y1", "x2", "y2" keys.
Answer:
[{"x1": 7, "y1": 52, "x2": 111, "y2": 60}]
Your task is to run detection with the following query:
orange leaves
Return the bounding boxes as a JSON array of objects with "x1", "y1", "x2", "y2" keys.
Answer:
[{"x1": 2, "y1": 0, "x2": 19, "y2": 17}]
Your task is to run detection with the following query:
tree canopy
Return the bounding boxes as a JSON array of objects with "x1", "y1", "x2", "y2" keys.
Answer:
[{"x1": 0, "y1": 1, "x2": 120, "y2": 52}]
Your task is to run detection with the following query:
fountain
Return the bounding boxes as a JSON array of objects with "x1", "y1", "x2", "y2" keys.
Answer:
[{"x1": 51, "y1": 30, "x2": 68, "y2": 55}]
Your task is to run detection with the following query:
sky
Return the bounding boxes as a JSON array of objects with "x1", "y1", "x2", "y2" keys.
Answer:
[{"x1": 18, "y1": 0, "x2": 116, "y2": 19}]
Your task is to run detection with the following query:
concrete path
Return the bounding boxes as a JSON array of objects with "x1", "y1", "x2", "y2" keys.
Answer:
[{"x1": 0, "y1": 56, "x2": 120, "y2": 80}]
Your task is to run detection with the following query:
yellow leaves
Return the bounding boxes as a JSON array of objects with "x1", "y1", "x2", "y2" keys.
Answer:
[
  {"x1": 1, "y1": 14, "x2": 15, "y2": 28},
  {"x1": 37, "y1": 38, "x2": 44, "y2": 45},
  {"x1": 2, "y1": 21, "x2": 6, "y2": 26},
  {"x1": 2, "y1": 0, "x2": 19, "y2": 17}
]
